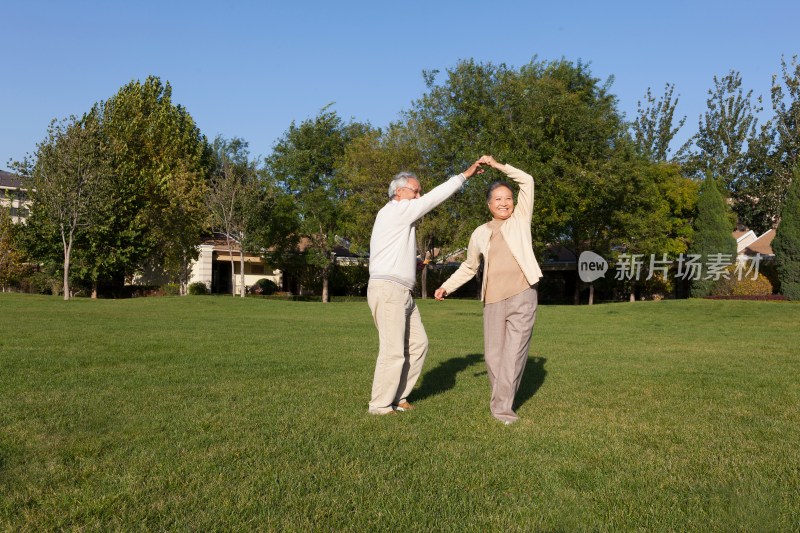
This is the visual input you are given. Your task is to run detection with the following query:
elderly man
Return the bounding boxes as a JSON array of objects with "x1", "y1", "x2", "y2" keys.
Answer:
[{"x1": 367, "y1": 161, "x2": 483, "y2": 415}]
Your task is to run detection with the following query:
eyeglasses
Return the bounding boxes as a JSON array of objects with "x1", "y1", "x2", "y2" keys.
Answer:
[{"x1": 399, "y1": 186, "x2": 421, "y2": 195}]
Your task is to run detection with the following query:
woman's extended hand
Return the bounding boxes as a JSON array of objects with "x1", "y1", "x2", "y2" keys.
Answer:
[{"x1": 434, "y1": 287, "x2": 448, "y2": 301}]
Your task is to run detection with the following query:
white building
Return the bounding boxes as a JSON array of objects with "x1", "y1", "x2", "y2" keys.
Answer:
[
  {"x1": 188, "y1": 237, "x2": 283, "y2": 294},
  {"x1": 0, "y1": 170, "x2": 29, "y2": 223}
]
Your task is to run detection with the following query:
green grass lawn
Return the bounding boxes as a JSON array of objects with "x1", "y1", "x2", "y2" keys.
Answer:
[{"x1": 1, "y1": 294, "x2": 798, "y2": 531}]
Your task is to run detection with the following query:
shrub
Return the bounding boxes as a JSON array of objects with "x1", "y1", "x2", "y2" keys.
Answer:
[
  {"x1": 188, "y1": 282, "x2": 209, "y2": 295},
  {"x1": 711, "y1": 264, "x2": 773, "y2": 297},
  {"x1": 330, "y1": 263, "x2": 370, "y2": 296},
  {"x1": 161, "y1": 283, "x2": 181, "y2": 296},
  {"x1": 773, "y1": 166, "x2": 800, "y2": 300},
  {"x1": 730, "y1": 274, "x2": 773, "y2": 296},
  {"x1": 18, "y1": 268, "x2": 62, "y2": 295},
  {"x1": 688, "y1": 175, "x2": 737, "y2": 297},
  {"x1": 250, "y1": 278, "x2": 279, "y2": 295}
]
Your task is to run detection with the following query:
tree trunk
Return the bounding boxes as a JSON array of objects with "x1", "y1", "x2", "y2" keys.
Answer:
[
  {"x1": 180, "y1": 253, "x2": 189, "y2": 296},
  {"x1": 63, "y1": 241, "x2": 71, "y2": 301},
  {"x1": 239, "y1": 253, "x2": 246, "y2": 298},
  {"x1": 91, "y1": 281, "x2": 98, "y2": 299},
  {"x1": 588, "y1": 283, "x2": 595, "y2": 305},
  {"x1": 322, "y1": 265, "x2": 330, "y2": 303},
  {"x1": 226, "y1": 240, "x2": 236, "y2": 296},
  {"x1": 421, "y1": 265, "x2": 428, "y2": 299},
  {"x1": 63, "y1": 256, "x2": 70, "y2": 300}
]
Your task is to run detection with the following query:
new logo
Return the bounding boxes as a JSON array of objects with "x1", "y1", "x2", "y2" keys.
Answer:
[{"x1": 578, "y1": 251, "x2": 608, "y2": 283}]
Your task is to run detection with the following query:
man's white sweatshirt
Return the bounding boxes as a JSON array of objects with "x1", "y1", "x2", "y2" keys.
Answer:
[{"x1": 369, "y1": 174, "x2": 467, "y2": 289}]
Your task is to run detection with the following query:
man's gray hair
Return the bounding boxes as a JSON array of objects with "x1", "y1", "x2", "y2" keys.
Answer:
[{"x1": 388, "y1": 171, "x2": 417, "y2": 199}]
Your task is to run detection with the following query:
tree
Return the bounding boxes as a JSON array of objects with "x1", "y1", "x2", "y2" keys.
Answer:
[
  {"x1": 266, "y1": 107, "x2": 369, "y2": 302},
  {"x1": 687, "y1": 174, "x2": 737, "y2": 297},
  {"x1": 340, "y1": 127, "x2": 408, "y2": 254},
  {"x1": 758, "y1": 55, "x2": 800, "y2": 232},
  {"x1": 609, "y1": 156, "x2": 698, "y2": 302},
  {"x1": 772, "y1": 166, "x2": 800, "y2": 299},
  {"x1": 631, "y1": 83, "x2": 689, "y2": 162},
  {"x1": 21, "y1": 115, "x2": 107, "y2": 300},
  {"x1": 89, "y1": 76, "x2": 211, "y2": 295},
  {"x1": 687, "y1": 71, "x2": 762, "y2": 187},
  {"x1": 208, "y1": 137, "x2": 266, "y2": 297},
  {"x1": 0, "y1": 205, "x2": 26, "y2": 291},
  {"x1": 684, "y1": 71, "x2": 771, "y2": 233},
  {"x1": 393, "y1": 57, "x2": 710, "y2": 305},
  {"x1": 733, "y1": 125, "x2": 778, "y2": 234},
  {"x1": 402, "y1": 58, "x2": 646, "y2": 303}
]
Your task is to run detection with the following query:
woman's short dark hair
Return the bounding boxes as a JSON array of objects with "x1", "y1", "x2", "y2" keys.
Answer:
[{"x1": 486, "y1": 180, "x2": 514, "y2": 202}]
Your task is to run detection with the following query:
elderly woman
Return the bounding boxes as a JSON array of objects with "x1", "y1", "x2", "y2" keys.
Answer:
[{"x1": 434, "y1": 155, "x2": 542, "y2": 424}]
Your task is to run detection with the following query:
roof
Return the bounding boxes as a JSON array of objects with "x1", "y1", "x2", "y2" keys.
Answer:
[
  {"x1": 743, "y1": 229, "x2": 775, "y2": 256},
  {"x1": 734, "y1": 230, "x2": 757, "y2": 253},
  {"x1": 0, "y1": 170, "x2": 23, "y2": 189}
]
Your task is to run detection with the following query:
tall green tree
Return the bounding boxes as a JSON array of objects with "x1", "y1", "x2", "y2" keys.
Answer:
[
  {"x1": 687, "y1": 71, "x2": 762, "y2": 188},
  {"x1": 687, "y1": 174, "x2": 737, "y2": 297},
  {"x1": 734, "y1": 125, "x2": 778, "y2": 234},
  {"x1": 758, "y1": 55, "x2": 800, "y2": 232},
  {"x1": 609, "y1": 156, "x2": 698, "y2": 302},
  {"x1": 772, "y1": 57, "x2": 800, "y2": 181},
  {"x1": 19, "y1": 115, "x2": 108, "y2": 299},
  {"x1": 404, "y1": 58, "x2": 662, "y2": 303},
  {"x1": 631, "y1": 83, "x2": 690, "y2": 162},
  {"x1": 89, "y1": 76, "x2": 211, "y2": 294},
  {"x1": 340, "y1": 125, "x2": 422, "y2": 254},
  {"x1": 266, "y1": 107, "x2": 370, "y2": 302},
  {"x1": 736, "y1": 56, "x2": 800, "y2": 235},
  {"x1": 772, "y1": 166, "x2": 800, "y2": 300},
  {"x1": 207, "y1": 137, "x2": 292, "y2": 297},
  {"x1": 685, "y1": 71, "x2": 771, "y2": 233}
]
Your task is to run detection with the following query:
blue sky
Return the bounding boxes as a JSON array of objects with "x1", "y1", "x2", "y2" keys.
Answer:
[{"x1": 2, "y1": 0, "x2": 798, "y2": 171}]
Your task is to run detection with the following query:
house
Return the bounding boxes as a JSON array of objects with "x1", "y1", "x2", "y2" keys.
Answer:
[
  {"x1": 187, "y1": 235, "x2": 366, "y2": 296},
  {"x1": 0, "y1": 170, "x2": 29, "y2": 223},
  {"x1": 188, "y1": 236, "x2": 282, "y2": 294}
]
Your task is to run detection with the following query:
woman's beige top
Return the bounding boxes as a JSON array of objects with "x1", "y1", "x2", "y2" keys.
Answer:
[{"x1": 484, "y1": 219, "x2": 530, "y2": 304}]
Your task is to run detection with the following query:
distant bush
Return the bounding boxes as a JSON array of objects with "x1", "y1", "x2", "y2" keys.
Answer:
[
  {"x1": 330, "y1": 263, "x2": 369, "y2": 296},
  {"x1": 712, "y1": 264, "x2": 773, "y2": 297},
  {"x1": 161, "y1": 283, "x2": 181, "y2": 296},
  {"x1": 250, "y1": 278, "x2": 279, "y2": 295},
  {"x1": 730, "y1": 274, "x2": 773, "y2": 296},
  {"x1": 188, "y1": 282, "x2": 209, "y2": 295},
  {"x1": 121, "y1": 285, "x2": 162, "y2": 298},
  {"x1": 17, "y1": 269, "x2": 61, "y2": 295}
]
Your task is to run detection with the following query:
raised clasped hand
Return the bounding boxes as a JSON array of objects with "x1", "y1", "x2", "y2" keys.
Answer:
[
  {"x1": 478, "y1": 155, "x2": 499, "y2": 168},
  {"x1": 464, "y1": 159, "x2": 486, "y2": 178}
]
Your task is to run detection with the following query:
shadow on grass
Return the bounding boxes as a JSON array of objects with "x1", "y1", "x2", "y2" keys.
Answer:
[
  {"x1": 412, "y1": 353, "x2": 483, "y2": 402},
  {"x1": 413, "y1": 353, "x2": 548, "y2": 408},
  {"x1": 514, "y1": 356, "x2": 547, "y2": 411}
]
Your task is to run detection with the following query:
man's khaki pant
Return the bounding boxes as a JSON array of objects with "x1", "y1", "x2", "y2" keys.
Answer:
[
  {"x1": 367, "y1": 280, "x2": 428, "y2": 414},
  {"x1": 483, "y1": 286, "x2": 537, "y2": 423}
]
